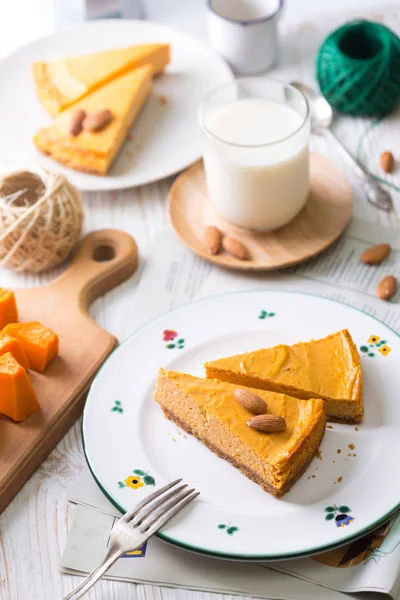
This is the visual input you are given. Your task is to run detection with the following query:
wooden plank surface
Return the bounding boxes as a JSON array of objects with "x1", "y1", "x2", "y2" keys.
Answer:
[{"x1": 1, "y1": 6, "x2": 400, "y2": 600}]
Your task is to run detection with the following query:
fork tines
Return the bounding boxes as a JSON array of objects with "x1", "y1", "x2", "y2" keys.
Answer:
[{"x1": 123, "y1": 479, "x2": 199, "y2": 536}]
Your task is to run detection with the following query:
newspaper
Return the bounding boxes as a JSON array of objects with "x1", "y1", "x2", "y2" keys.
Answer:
[
  {"x1": 126, "y1": 232, "x2": 212, "y2": 335},
  {"x1": 62, "y1": 219, "x2": 400, "y2": 598},
  {"x1": 269, "y1": 513, "x2": 400, "y2": 598},
  {"x1": 196, "y1": 218, "x2": 400, "y2": 332},
  {"x1": 61, "y1": 493, "x2": 349, "y2": 600}
]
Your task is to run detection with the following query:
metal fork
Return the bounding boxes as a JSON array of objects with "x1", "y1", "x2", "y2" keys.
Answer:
[{"x1": 63, "y1": 479, "x2": 199, "y2": 599}]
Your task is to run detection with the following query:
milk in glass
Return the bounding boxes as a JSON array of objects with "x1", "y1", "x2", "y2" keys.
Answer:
[{"x1": 202, "y1": 91, "x2": 310, "y2": 231}]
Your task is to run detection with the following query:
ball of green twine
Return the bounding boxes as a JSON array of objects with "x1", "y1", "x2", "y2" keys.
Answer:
[{"x1": 316, "y1": 20, "x2": 400, "y2": 117}]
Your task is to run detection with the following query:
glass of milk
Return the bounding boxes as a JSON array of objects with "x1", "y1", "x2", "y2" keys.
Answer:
[{"x1": 199, "y1": 78, "x2": 310, "y2": 231}]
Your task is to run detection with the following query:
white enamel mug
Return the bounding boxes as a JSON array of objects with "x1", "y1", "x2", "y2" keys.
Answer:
[{"x1": 207, "y1": 0, "x2": 283, "y2": 75}]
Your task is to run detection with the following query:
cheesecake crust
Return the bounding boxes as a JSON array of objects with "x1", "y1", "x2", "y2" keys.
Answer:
[
  {"x1": 33, "y1": 65, "x2": 153, "y2": 175},
  {"x1": 154, "y1": 369, "x2": 326, "y2": 497},
  {"x1": 162, "y1": 406, "x2": 326, "y2": 497}
]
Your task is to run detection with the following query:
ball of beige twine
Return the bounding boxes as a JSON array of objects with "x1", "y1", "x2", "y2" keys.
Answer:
[{"x1": 0, "y1": 168, "x2": 84, "y2": 273}]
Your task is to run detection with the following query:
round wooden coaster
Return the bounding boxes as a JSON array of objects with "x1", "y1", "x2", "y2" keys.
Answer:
[{"x1": 168, "y1": 153, "x2": 353, "y2": 271}]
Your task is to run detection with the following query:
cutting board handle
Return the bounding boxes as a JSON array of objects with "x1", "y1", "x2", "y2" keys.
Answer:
[{"x1": 48, "y1": 229, "x2": 138, "y2": 309}]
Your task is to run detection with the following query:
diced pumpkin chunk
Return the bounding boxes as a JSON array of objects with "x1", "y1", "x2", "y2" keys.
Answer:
[
  {"x1": 0, "y1": 288, "x2": 18, "y2": 329},
  {"x1": 0, "y1": 352, "x2": 39, "y2": 421},
  {"x1": 3, "y1": 322, "x2": 58, "y2": 373},
  {"x1": 0, "y1": 331, "x2": 30, "y2": 369}
]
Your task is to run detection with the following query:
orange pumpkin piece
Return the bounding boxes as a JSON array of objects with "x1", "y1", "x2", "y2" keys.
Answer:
[
  {"x1": 3, "y1": 322, "x2": 59, "y2": 373},
  {"x1": 0, "y1": 288, "x2": 18, "y2": 329},
  {"x1": 0, "y1": 331, "x2": 30, "y2": 369},
  {"x1": 0, "y1": 352, "x2": 39, "y2": 421}
]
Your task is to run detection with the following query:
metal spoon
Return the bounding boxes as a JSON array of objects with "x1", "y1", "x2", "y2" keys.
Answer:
[{"x1": 291, "y1": 81, "x2": 393, "y2": 212}]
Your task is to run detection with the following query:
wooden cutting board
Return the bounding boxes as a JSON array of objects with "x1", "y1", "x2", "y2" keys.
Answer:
[{"x1": 0, "y1": 229, "x2": 138, "y2": 513}]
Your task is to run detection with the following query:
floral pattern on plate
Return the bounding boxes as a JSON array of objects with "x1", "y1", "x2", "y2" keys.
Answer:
[
  {"x1": 218, "y1": 523, "x2": 239, "y2": 535},
  {"x1": 258, "y1": 310, "x2": 276, "y2": 319},
  {"x1": 360, "y1": 335, "x2": 391, "y2": 357},
  {"x1": 118, "y1": 470, "x2": 156, "y2": 490},
  {"x1": 325, "y1": 504, "x2": 355, "y2": 527},
  {"x1": 111, "y1": 400, "x2": 124, "y2": 413},
  {"x1": 163, "y1": 329, "x2": 185, "y2": 349}
]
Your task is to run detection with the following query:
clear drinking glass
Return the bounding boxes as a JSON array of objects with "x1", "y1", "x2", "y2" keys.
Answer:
[{"x1": 199, "y1": 78, "x2": 310, "y2": 231}]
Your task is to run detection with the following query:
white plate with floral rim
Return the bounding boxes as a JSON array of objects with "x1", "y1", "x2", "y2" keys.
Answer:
[{"x1": 82, "y1": 290, "x2": 400, "y2": 561}]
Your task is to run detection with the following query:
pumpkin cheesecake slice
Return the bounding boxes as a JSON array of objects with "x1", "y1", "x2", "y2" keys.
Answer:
[
  {"x1": 33, "y1": 43, "x2": 170, "y2": 116},
  {"x1": 205, "y1": 330, "x2": 363, "y2": 424},
  {"x1": 154, "y1": 369, "x2": 326, "y2": 497},
  {"x1": 34, "y1": 65, "x2": 153, "y2": 175}
]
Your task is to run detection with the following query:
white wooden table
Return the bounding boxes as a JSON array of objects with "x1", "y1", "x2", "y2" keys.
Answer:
[{"x1": 1, "y1": 4, "x2": 400, "y2": 599}]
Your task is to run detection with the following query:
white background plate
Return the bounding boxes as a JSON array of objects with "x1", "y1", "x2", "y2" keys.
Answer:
[
  {"x1": 0, "y1": 19, "x2": 232, "y2": 191},
  {"x1": 83, "y1": 291, "x2": 400, "y2": 560}
]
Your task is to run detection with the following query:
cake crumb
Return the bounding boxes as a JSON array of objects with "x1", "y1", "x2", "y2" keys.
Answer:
[
  {"x1": 348, "y1": 443, "x2": 355, "y2": 450},
  {"x1": 316, "y1": 450, "x2": 322, "y2": 460},
  {"x1": 338, "y1": 476, "x2": 343, "y2": 483},
  {"x1": 160, "y1": 95, "x2": 168, "y2": 105},
  {"x1": 308, "y1": 476, "x2": 311, "y2": 480},
  {"x1": 355, "y1": 427, "x2": 359, "y2": 431},
  {"x1": 337, "y1": 449, "x2": 341, "y2": 454},
  {"x1": 183, "y1": 435, "x2": 187, "y2": 439},
  {"x1": 311, "y1": 474, "x2": 316, "y2": 478},
  {"x1": 327, "y1": 425, "x2": 333, "y2": 429},
  {"x1": 348, "y1": 453, "x2": 351, "y2": 457},
  {"x1": 353, "y1": 453, "x2": 357, "y2": 457},
  {"x1": 172, "y1": 437, "x2": 177, "y2": 442}
]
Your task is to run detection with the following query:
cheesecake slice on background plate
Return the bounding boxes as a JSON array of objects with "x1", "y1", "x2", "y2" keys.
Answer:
[
  {"x1": 34, "y1": 64, "x2": 153, "y2": 175},
  {"x1": 33, "y1": 43, "x2": 170, "y2": 116}
]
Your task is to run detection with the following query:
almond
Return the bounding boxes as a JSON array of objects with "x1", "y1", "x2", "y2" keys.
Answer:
[
  {"x1": 376, "y1": 275, "x2": 397, "y2": 301},
  {"x1": 380, "y1": 151, "x2": 395, "y2": 173},
  {"x1": 204, "y1": 226, "x2": 222, "y2": 255},
  {"x1": 83, "y1": 109, "x2": 113, "y2": 132},
  {"x1": 247, "y1": 414, "x2": 286, "y2": 433},
  {"x1": 234, "y1": 389, "x2": 267, "y2": 415},
  {"x1": 360, "y1": 243, "x2": 391, "y2": 265},
  {"x1": 222, "y1": 237, "x2": 249, "y2": 260},
  {"x1": 68, "y1": 109, "x2": 86, "y2": 136}
]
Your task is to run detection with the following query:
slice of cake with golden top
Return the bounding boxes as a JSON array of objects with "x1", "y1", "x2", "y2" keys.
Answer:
[
  {"x1": 205, "y1": 330, "x2": 363, "y2": 424},
  {"x1": 33, "y1": 43, "x2": 170, "y2": 116},
  {"x1": 34, "y1": 64, "x2": 153, "y2": 175},
  {"x1": 154, "y1": 369, "x2": 326, "y2": 497}
]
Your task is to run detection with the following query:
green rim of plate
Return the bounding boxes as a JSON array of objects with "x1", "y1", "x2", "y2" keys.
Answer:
[{"x1": 82, "y1": 289, "x2": 400, "y2": 561}]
